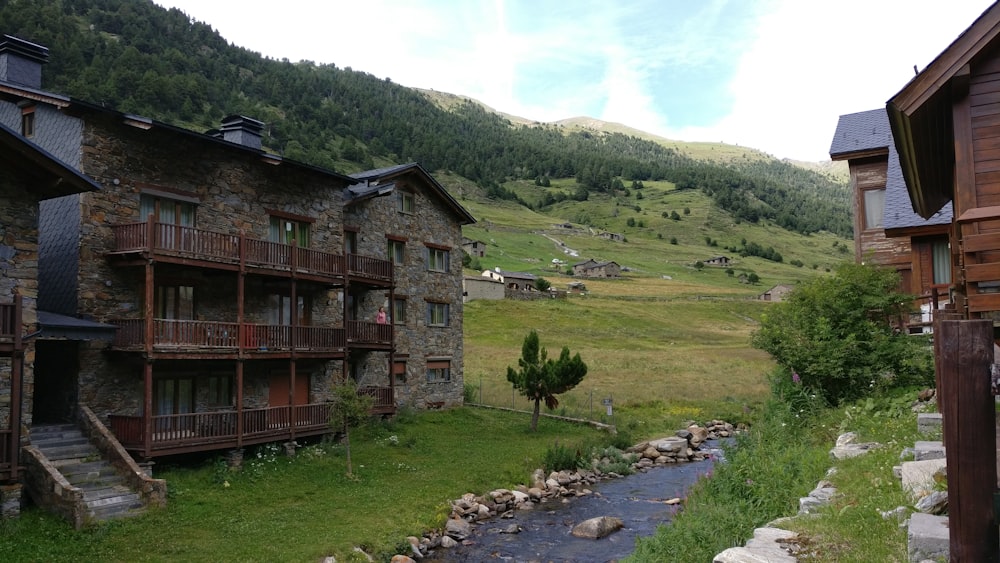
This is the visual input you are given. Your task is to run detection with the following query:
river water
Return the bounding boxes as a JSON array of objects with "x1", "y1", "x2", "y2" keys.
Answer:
[{"x1": 424, "y1": 442, "x2": 724, "y2": 563}]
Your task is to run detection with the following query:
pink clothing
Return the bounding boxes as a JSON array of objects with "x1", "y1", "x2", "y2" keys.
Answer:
[{"x1": 376, "y1": 310, "x2": 387, "y2": 324}]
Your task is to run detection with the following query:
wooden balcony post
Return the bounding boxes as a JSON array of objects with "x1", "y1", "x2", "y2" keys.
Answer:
[
  {"x1": 289, "y1": 360, "x2": 297, "y2": 442},
  {"x1": 9, "y1": 297, "x2": 21, "y2": 480},
  {"x1": 935, "y1": 318, "x2": 998, "y2": 563},
  {"x1": 236, "y1": 360, "x2": 244, "y2": 449},
  {"x1": 144, "y1": 261, "x2": 154, "y2": 353},
  {"x1": 143, "y1": 359, "x2": 153, "y2": 459},
  {"x1": 146, "y1": 213, "x2": 155, "y2": 250}
]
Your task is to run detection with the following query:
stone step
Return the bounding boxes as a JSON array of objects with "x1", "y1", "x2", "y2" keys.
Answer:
[
  {"x1": 83, "y1": 486, "x2": 137, "y2": 505},
  {"x1": 34, "y1": 443, "x2": 99, "y2": 461},
  {"x1": 31, "y1": 434, "x2": 91, "y2": 448},
  {"x1": 67, "y1": 472, "x2": 122, "y2": 489},
  {"x1": 87, "y1": 497, "x2": 146, "y2": 521}
]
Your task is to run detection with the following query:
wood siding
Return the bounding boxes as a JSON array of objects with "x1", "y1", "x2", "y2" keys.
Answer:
[{"x1": 851, "y1": 158, "x2": 911, "y2": 267}]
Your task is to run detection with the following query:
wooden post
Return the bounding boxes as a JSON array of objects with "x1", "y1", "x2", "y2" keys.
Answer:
[
  {"x1": 9, "y1": 297, "x2": 22, "y2": 481},
  {"x1": 936, "y1": 318, "x2": 998, "y2": 563}
]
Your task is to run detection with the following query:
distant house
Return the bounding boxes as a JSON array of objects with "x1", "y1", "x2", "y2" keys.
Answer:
[
  {"x1": 760, "y1": 284, "x2": 795, "y2": 302},
  {"x1": 462, "y1": 237, "x2": 486, "y2": 258},
  {"x1": 463, "y1": 275, "x2": 504, "y2": 302},
  {"x1": 598, "y1": 232, "x2": 624, "y2": 242},
  {"x1": 481, "y1": 269, "x2": 537, "y2": 291},
  {"x1": 567, "y1": 281, "x2": 587, "y2": 294},
  {"x1": 572, "y1": 259, "x2": 621, "y2": 278},
  {"x1": 704, "y1": 256, "x2": 731, "y2": 267}
]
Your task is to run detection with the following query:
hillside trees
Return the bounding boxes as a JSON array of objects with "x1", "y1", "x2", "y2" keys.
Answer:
[
  {"x1": 506, "y1": 330, "x2": 588, "y2": 431},
  {"x1": 751, "y1": 263, "x2": 933, "y2": 405}
]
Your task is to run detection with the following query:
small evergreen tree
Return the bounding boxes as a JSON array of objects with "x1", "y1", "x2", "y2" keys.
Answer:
[{"x1": 507, "y1": 331, "x2": 587, "y2": 431}]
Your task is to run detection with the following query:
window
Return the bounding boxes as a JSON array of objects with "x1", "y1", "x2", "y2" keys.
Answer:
[
  {"x1": 862, "y1": 188, "x2": 885, "y2": 230},
  {"x1": 393, "y1": 297, "x2": 407, "y2": 325},
  {"x1": 269, "y1": 216, "x2": 310, "y2": 247},
  {"x1": 427, "y1": 359, "x2": 451, "y2": 383},
  {"x1": 398, "y1": 191, "x2": 415, "y2": 213},
  {"x1": 344, "y1": 229, "x2": 358, "y2": 254},
  {"x1": 154, "y1": 376, "x2": 194, "y2": 416},
  {"x1": 267, "y1": 293, "x2": 309, "y2": 325},
  {"x1": 388, "y1": 238, "x2": 405, "y2": 265},
  {"x1": 426, "y1": 301, "x2": 449, "y2": 327},
  {"x1": 141, "y1": 194, "x2": 196, "y2": 226},
  {"x1": 393, "y1": 361, "x2": 407, "y2": 385},
  {"x1": 932, "y1": 239, "x2": 951, "y2": 286},
  {"x1": 21, "y1": 105, "x2": 35, "y2": 138},
  {"x1": 156, "y1": 285, "x2": 194, "y2": 320},
  {"x1": 205, "y1": 375, "x2": 233, "y2": 407},
  {"x1": 426, "y1": 247, "x2": 449, "y2": 272}
]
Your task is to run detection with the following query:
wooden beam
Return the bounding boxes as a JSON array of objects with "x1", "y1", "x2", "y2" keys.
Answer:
[{"x1": 935, "y1": 319, "x2": 998, "y2": 562}]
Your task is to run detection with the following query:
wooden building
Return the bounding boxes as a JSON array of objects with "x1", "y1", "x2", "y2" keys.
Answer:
[
  {"x1": 887, "y1": 3, "x2": 1000, "y2": 319},
  {"x1": 830, "y1": 108, "x2": 953, "y2": 329}
]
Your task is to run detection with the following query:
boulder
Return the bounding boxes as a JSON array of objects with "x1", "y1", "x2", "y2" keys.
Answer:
[
  {"x1": 570, "y1": 516, "x2": 625, "y2": 539},
  {"x1": 445, "y1": 517, "x2": 472, "y2": 540},
  {"x1": 439, "y1": 536, "x2": 457, "y2": 548},
  {"x1": 687, "y1": 425, "x2": 710, "y2": 448}
]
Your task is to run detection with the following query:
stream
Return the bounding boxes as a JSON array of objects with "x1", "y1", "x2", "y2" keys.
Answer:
[{"x1": 424, "y1": 441, "x2": 725, "y2": 563}]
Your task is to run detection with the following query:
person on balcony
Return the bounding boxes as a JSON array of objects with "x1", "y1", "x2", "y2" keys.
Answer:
[{"x1": 375, "y1": 306, "x2": 387, "y2": 324}]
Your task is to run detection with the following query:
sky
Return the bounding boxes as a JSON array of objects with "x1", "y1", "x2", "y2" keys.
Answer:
[{"x1": 154, "y1": 0, "x2": 997, "y2": 162}]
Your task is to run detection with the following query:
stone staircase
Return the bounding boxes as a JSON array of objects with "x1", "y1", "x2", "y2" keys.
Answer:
[{"x1": 30, "y1": 424, "x2": 146, "y2": 523}]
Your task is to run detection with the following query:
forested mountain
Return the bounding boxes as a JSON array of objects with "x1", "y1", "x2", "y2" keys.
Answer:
[{"x1": 0, "y1": 0, "x2": 853, "y2": 238}]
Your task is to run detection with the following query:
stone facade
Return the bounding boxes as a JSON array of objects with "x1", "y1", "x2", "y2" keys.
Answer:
[
  {"x1": 346, "y1": 165, "x2": 474, "y2": 409},
  {"x1": 0, "y1": 40, "x2": 474, "y2": 467}
]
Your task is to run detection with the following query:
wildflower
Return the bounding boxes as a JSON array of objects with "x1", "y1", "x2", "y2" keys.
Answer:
[{"x1": 792, "y1": 372, "x2": 801, "y2": 384}]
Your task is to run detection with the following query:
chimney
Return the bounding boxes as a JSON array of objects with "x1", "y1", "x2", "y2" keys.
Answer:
[
  {"x1": 218, "y1": 115, "x2": 264, "y2": 150},
  {"x1": 0, "y1": 35, "x2": 48, "y2": 89}
]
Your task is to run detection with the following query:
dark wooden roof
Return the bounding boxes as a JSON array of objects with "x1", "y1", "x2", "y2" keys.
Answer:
[
  {"x1": 0, "y1": 121, "x2": 100, "y2": 199},
  {"x1": 348, "y1": 162, "x2": 476, "y2": 225},
  {"x1": 887, "y1": 3, "x2": 1000, "y2": 218}
]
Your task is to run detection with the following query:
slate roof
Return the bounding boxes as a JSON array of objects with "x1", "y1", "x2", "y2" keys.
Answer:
[
  {"x1": 346, "y1": 162, "x2": 476, "y2": 224},
  {"x1": 830, "y1": 109, "x2": 951, "y2": 230},
  {"x1": 36, "y1": 310, "x2": 116, "y2": 341},
  {"x1": 0, "y1": 121, "x2": 101, "y2": 198}
]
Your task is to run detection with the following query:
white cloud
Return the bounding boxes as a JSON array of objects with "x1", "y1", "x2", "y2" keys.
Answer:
[{"x1": 672, "y1": 0, "x2": 996, "y2": 161}]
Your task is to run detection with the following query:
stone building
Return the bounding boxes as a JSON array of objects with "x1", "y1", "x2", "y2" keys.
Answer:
[
  {"x1": 0, "y1": 119, "x2": 100, "y2": 503},
  {"x1": 461, "y1": 237, "x2": 486, "y2": 258},
  {"x1": 0, "y1": 32, "x2": 474, "y2": 503},
  {"x1": 572, "y1": 259, "x2": 621, "y2": 278},
  {"x1": 346, "y1": 164, "x2": 474, "y2": 409},
  {"x1": 463, "y1": 275, "x2": 505, "y2": 302}
]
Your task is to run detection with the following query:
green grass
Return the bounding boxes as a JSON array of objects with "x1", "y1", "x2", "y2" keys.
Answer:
[{"x1": 1, "y1": 408, "x2": 607, "y2": 562}]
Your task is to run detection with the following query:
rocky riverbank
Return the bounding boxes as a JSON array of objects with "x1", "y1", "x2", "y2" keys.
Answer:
[{"x1": 375, "y1": 419, "x2": 743, "y2": 562}]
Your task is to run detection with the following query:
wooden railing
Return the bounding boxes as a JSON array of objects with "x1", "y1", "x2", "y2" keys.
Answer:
[
  {"x1": 108, "y1": 319, "x2": 345, "y2": 352},
  {"x1": 0, "y1": 302, "x2": 16, "y2": 340},
  {"x1": 347, "y1": 253, "x2": 393, "y2": 283},
  {"x1": 358, "y1": 386, "x2": 395, "y2": 414},
  {"x1": 110, "y1": 221, "x2": 393, "y2": 284},
  {"x1": 109, "y1": 404, "x2": 336, "y2": 450},
  {"x1": 346, "y1": 321, "x2": 393, "y2": 346}
]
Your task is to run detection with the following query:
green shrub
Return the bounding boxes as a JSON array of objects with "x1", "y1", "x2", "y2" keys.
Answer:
[
  {"x1": 751, "y1": 262, "x2": 933, "y2": 405},
  {"x1": 463, "y1": 383, "x2": 478, "y2": 403},
  {"x1": 543, "y1": 441, "x2": 582, "y2": 472}
]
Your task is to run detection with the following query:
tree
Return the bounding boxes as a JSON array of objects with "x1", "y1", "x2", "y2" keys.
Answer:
[
  {"x1": 534, "y1": 277, "x2": 551, "y2": 292},
  {"x1": 329, "y1": 379, "x2": 373, "y2": 478},
  {"x1": 506, "y1": 331, "x2": 587, "y2": 431},
  {"x1": 747, "y1": 272, "x2": 760, "y2": 284}
]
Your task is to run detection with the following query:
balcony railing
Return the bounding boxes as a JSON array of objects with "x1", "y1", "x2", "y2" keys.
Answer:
[
  {"x1": 109, "y1": 318, "x2": 346, "y2": 352},
  {"x1": 346, "y1": 320, "x2": 393, "y2": 346},
  {"x1": 108, "y1": 395, "x2": 393, "y2": 454},
  {"x1": 110, "y1": 221, "x2": 393, "y2": 284},
  {"x1": 358, "y1": 385, "x2": 395, "y2": 414},
  {"x1": 0, "y1": 429, "x2": 11, "y2": 473}
]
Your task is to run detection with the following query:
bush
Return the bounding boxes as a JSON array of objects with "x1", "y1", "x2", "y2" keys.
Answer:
[
  {"x1": 543, "y1": 441, "x2": 582, "y2": 472},
  {"x1": 463, "y1": 383, "x2": 477, "y2": 403},
  {"x1": 751, "y1": 263, "x2": 933, "y2": 405}
]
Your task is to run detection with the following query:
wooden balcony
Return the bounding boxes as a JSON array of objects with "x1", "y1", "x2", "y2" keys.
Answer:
[
  {"x1": 358, "y1": 386, "x2": 396, "y2": 415},
  {"x1": 108, "y1": 390, "x2": 395, "y2": 457},
  {"x1": 108, "y1": 221, "x2": 393, "y2": 286},
  {"x1": 346, "y1": 321, "x2": 393, "y2": 348},
  {"x1": 108, "y1": 319, "x2": 346, "y2": 357}
]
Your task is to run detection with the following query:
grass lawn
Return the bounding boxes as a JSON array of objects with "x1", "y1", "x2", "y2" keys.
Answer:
[{"x1": 1, "y1": 408, "x2": 609, "y2": 562}]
